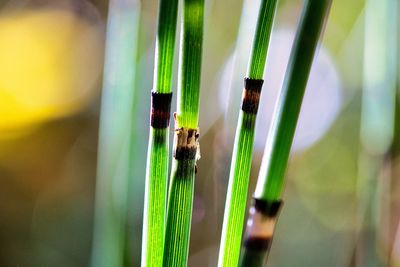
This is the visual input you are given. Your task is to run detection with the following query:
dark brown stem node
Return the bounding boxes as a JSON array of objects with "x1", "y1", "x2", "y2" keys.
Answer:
[
  {"x1": 239, "y1": 199, "x2": 283, "y2": 266},
  {"x1": 253, "y1": 198, "x2": 282, "y2": 218},
  {"x1": 241, "y1": 77, "x2": 264, "y2": 114},
  {"x1": 151, "y1": 91, "x2": 173, "y2": 128},
  {"x1": 242, "y1": 198, "x2": 283, "y2": 251}
]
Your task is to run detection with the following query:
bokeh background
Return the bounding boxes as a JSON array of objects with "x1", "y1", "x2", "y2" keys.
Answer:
[{"x1": 0, "y1": 0, "x2": 399, "y2": 266}]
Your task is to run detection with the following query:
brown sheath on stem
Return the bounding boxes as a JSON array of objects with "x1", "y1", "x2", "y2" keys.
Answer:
[
  {"x1": 151, "y1": 91, "x2": 173, "y2": 128},
  {"x1": 173, "y1": 127, "x2": 200, "y2": 161},
  {"x1": 239, "y1": 199, "x2": 283, "y2": 266},
  {"x1": 241, "y1": 77, "x2": 264, "y2": 114}
]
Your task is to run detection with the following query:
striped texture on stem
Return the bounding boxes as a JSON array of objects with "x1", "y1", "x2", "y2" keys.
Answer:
[
  {"x1": 247, "y1": 0, "x2": 278, "y2": 79},
  {"x1": 218, "y1": 79, "x2": 261, "y2": 267},
  {"x1": 142, "y1": 110, "x2": 172, "y2": 266},
  {"x1": 241, "y1": 1, "x2": 332, "y2": 266},
  {"x1": 163, "y1": 0, "x2": 204, "y2": 265},
  {"x1": 218, "y1": 1, "x2": 277, "y2": 267},
  {"x1": 141, "y1": 0, "x2": 178, "y2": 265},
  {"x1": 154, "y1": 0, "x2": 179, "y2": 93},
  {"x1": 175, "y1": 0, "x2": 204, "y2": 129},
  {"x1": 163, "y1": 162, "x2": 196, "y2": 266},
  {"x1": 163, "y1": 129, "x2": 199, "y2": 266}
]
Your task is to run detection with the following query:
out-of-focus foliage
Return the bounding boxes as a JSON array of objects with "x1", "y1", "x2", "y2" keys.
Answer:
[{"x1": 0, "y1": 6, "x2": 103, "y2": 135}]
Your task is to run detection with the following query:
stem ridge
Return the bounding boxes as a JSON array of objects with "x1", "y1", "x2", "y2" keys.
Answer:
[{"x1": 218, "y1": 1, "x2": 278, "y2": 265}]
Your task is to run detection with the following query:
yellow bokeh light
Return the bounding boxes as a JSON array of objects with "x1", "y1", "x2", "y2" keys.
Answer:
[{"x1": 0, "y1": 8, "x2": 104, "y2": 135}]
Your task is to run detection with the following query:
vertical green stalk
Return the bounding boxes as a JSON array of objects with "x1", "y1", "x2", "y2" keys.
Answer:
[
  {"x1": 91, "y1": 0, "x2": 140, "y2": 267},
  {"x1": 388, "y1": 9, "x2": 400, "y2": 264},
  {"x1": 163, "y1": 0, "x2": 204, "y2": 266},
  {"x1": 240, "y1": 1, "x2": 332, "y2": 266},
  {"x1": 218, "y1": 1, "x2": 278, "y2": 267},
  {"x1": 141, "y1": 0, "x2": 178, "y2": 266},
  {"x1": 355, "y1": 0, "x2": 398, "y2": 266},
  {"x1": 254, "y1": 0, "x2": 331, "y2": 201}
]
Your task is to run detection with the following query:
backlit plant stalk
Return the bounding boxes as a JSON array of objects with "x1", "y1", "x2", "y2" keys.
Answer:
[
  {"x1": 239, "y1": 1, "x2": 332, "y2": 266},
  {"x1": 141, "y1": 0, "x2": 178, "y2": 266},
  {"x1": 162, "y1": 0, "x2": 204, "y2": 265},
  {"x1": 355, "y1": 0, "x2": 398, "y2": 266},
  {"x1": 91, "y1": 0, "x2": 140, "y2": 266},
  {"x1": 218, "y1": 1, "x2": 278, "y2": 267}
]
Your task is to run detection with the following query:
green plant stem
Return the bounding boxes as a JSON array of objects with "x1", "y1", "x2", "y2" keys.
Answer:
[
  {"x1": 218, "y1": 1, "x2": 277, "y2": 267},
  {"x1": 141, "y1": 0, "x2": 178, "y2": 265},
  {"x1": 254, "y1": 0, "x2": 332, "y2": 202},
  {"x1": 175, "y1": 0, "x2": 204, "y2": 129},
  {"x1": 239, "y1": 1, "x2": 332, "y2": 266},
  {"x1": 163, "y1": 145, "x2": 197, "y2": 266},
  {"x1": 218, "y1": 111, "x2": 256, "y2": 267},
  {"x1": 163, "y1": 0, "x2": 204, "y2": 265},
  {"x1": 91, "y1": 0, "x2": 140, "y2": 266},
  {"x1": 142, "y1": 127, "x2": 171, "y2": 267},
  {"x1": 247, "y1": 0, "x2": 278, "y2": 79},
  {"x1": 154, "y1": 0, "x2": 179, "y2": 93}
]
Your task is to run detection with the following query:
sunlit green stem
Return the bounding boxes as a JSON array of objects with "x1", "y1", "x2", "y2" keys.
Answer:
[
  {"x1": 240, "y1": 1, "x2": 332, "y2": 266},
  {"x1": 218, "y1": 111, "x2": 256, "y2": 267},
  {"x1": 255, "y1": 0, "x2": 332, "y2": 202},
  {"x1": 247, "y1": 0, "x2": 278, "y2": 79},
  {"x1": 163, "y1": 146, "x2": 197, "y2": 266},
  {"x1": 141, "y1": 0, "x2": 178, "y2": 265},
  {"x1": 218, "y1": 1, "x2": 277, "y2": 267},
  {"x1": 142, "y1": 127, "x2": 171, "y2": 267},
  {"x1": 91, "y1": 0, "x2": 140, "y2": 266},
  {"x1": 163, "y1": 0, "x2": 204, "y2": 265},
  {"x1": 153, "y1": 0, "x2": 179, "y2": 93}
]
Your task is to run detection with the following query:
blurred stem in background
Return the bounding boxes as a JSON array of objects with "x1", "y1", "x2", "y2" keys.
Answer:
[
  {"x1": 217, "y1": 1, "x2": 278, "y2": 267},
  {"x1": 162, "y1": 0, "x2": 204, "y2": 265},
  {"x1": 390, "y1": 33, "x2": 400, "y2": 265},
  {"x1": 141, "y1": 0, "x2": 178, "y2": 265},
  {"x1": 91, "y1": 0, "x2": 140, "y2": 266},
  {"x1": 356, "y1": 0, "x2": 398, "y2": 266},
  {"x1": 240, "y1": 1, "x2": 332, "y2": 266}
]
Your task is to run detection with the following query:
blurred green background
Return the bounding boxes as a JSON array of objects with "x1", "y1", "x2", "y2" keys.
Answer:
[{"x1": 0, "y1": 0, "x2": 399, "y2": 266}]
